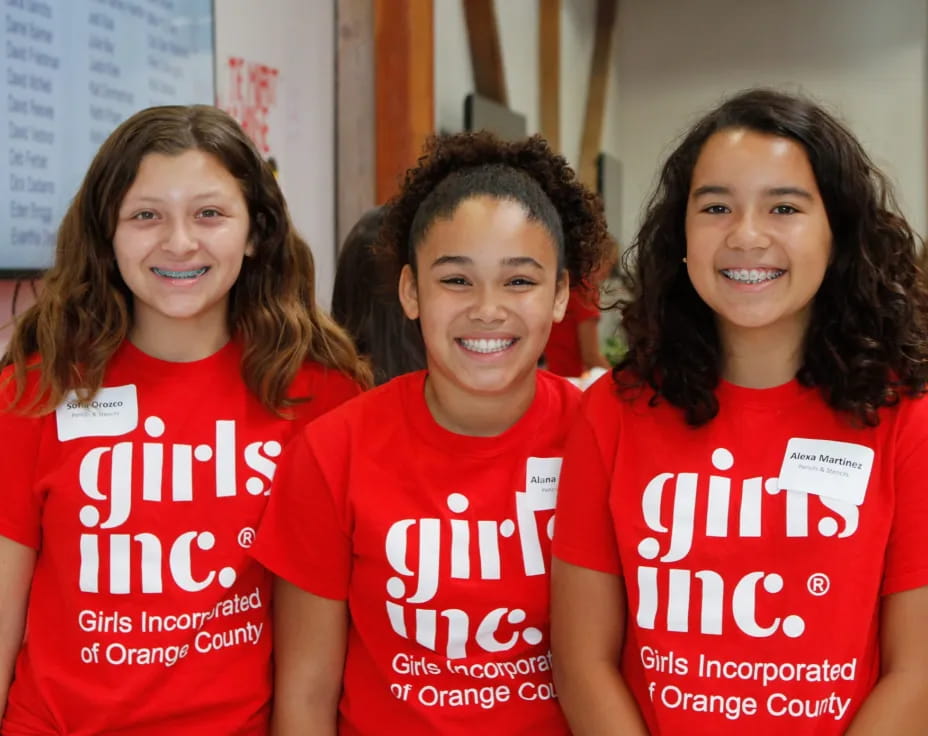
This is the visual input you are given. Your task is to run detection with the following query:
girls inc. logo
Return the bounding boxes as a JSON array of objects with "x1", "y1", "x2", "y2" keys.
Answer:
[
  {"x1": 77, "y1": 416, "x2": 281, "y2": 595},
  {"x1": 384, "y1": 458, "x2": 561, "y2": 660},
  {"x1": 636, "y1": 448, "x2": 860, "y2": 639}
]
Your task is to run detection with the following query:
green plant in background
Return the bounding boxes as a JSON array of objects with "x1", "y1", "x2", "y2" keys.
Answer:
[{"x1": 603, "y1": 335, "x2": 626, "y2": 367}]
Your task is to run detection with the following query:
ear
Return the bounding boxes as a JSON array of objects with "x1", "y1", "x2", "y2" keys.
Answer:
[
  {"x1": 552, "y1": 270, "x2": 570, "y2": 323},
  {"x1": 398, "y1": 264, "x2": 420, "y2": 320},
  {"x1": 245, "y1": 241, "x2": 256, "y2": 257}
]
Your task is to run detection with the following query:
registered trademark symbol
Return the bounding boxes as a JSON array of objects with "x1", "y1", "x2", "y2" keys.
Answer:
[
  {"x1": 238, "y1": 527, "x2": 256, "y2": 548},
  {"x1": 807, "y1": 573, "x2": 830, "y2": 596}
]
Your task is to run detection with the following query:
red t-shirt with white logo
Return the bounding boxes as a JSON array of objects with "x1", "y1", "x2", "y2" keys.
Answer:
[
  {"x1": 544, "y1": 288, "x2": 600, "y2": 377},
  {"x1": 553, "y1": 373, "x2": 928, "y2": 735},
  {"x1": 0, "y1": 340, "x2": 359, "y2": 736},
  {"x1": 252, "y1": 370, "x2": 581, "y2": 735}
]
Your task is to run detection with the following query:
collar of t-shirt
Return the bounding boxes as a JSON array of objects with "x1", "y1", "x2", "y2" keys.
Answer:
[{"x1": 401, "y1": 370, "x2": 552, "y2": 459}]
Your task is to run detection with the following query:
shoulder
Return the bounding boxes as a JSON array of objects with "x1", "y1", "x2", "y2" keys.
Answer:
[
  {"x1": 537, "y1": 370, "x2": 583, "y2": 412},
  {"x1": 889, "y1": 390, "x2": 928, "y2": 455},
  {"x1": 302, "y1": 369, "x2": 418, "y2": 436},
  {"x1": 0, "y1": 359, "x2": 46, "y2": 416},
  {"x1": 573, "y1": 367, "x2": 655, "y2": 437},
  {"x1": 290, "y1": 361, "x2": 365, "y2": 419}
]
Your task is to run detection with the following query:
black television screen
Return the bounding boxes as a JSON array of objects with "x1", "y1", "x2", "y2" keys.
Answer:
[
  {"x1": 597, "y1": 152, "x2": 622, "y2": 240},
  {"x1": 464, "y1": 93, "x2": 527, "y2": 141},
  {"x1": 1, "y1": 0, "x2": 215, "y2": 276}
]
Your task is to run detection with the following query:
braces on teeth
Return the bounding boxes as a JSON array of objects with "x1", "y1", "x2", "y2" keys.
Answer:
[
  {"x1": 153, "y1": 267, "x2": 208, "y2": 279},
  {"x1": 722, "y1": 268, "x2": 783, "y2": 284}
]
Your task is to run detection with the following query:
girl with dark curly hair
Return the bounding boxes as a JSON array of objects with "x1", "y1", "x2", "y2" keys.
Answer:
[
  {"x1": 551, "y1": 88, "x2": 928, "y2": 735},
  {"x1": 0, "y1": 105, "x2": 367, "y2": 735},
  {"x1": 252, "y1": 131, "x2": 612, "y2": 734}
]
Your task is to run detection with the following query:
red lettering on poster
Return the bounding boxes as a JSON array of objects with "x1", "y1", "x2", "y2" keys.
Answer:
[{"x1": 219, "y1": 57, "x2": 279, "y2": 153}]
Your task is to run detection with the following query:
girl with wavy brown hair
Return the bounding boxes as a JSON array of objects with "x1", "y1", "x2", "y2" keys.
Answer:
[
  {"x1": 0, "y1": 105, "x2": 368, "y2": 735},
  {"x1": 551, "y1": 89, "x2": 928, "y2": 735}
]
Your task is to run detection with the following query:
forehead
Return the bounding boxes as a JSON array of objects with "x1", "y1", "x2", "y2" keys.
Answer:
[
  {"x1": 418, "y1": 196, "x2": 558, "y2": 261},
  {"x1": 691, "y1": 129, "x2": 818, "y2": 189},
  {"x1": 126, "y1": 150, "x2": 239, "y2": 195}
]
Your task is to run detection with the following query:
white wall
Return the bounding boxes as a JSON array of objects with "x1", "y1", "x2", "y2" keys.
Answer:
[
  {"x1": 603, "y1": 0, "x2": 928, "y2": 246},
  {"x1": 435, "y1": 0, "x2": 927, "y2": 246},
  {"x1": 214, "y1": 0, "x2": 337, "y2": 307},
  {"x1": 433, "y1": 0, "x2": 602, "y2": 171}
]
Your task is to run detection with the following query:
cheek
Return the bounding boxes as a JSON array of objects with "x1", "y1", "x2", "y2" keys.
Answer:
[
  {"x1": 683, "y1": 225, "x2": 712, "y2": 262},
  {"x1": 111, "y1": 239, "x2": 132, "y2": 271}
]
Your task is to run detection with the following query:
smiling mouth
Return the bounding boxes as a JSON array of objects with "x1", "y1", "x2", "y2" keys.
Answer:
[
  {"x1": 151, "y1": 267, "x2": 209, "y2": 279},
  {"x1": 457, "y1": 338, "x2": 518, "y2": 354},
  {"x1": 720, "y1": 268, "x2": 785, "y2": 285}
]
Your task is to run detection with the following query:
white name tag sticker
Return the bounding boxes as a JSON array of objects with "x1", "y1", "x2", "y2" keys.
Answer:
[
  {"x1": 56, "y1": 385, "x2": 139, "y2": 441},
  {"x1": 526, "y1": 456, "x2": 563, "y2": 496},
  {"x1": 777, "y1": 438, "x2": 874, "y2": 506}
]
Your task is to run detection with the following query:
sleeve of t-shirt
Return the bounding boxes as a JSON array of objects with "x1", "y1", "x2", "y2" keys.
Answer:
[
  {"x1": 250, "y1": 421, "x2": 351, "y2": 600},
  {"x1": 569, "y1": 289, "x2": 601, "y2": 324},
  {"x1": 0, "y1": 374, "x2": 44, "y2": 550},
  {"x1": 882, "y1": 395, "x2": 928, "y2": 596},
  {"x1": 552, "y1": 381, "x2": 622, "y2": 575}
]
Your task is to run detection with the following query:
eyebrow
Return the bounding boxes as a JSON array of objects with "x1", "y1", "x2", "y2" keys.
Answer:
[
  {"x1": 125, "y1": 190, "x2": 229, "y2": 204},
  {"x1": 690, "y1": 185, "x2": 815, "y2": 200},
  {"x1": 501, "y1": 256, "x2": 544, "y2": 269},
  {"x1": 430, "y1": 255, "x2": 545, "y2": 269}
]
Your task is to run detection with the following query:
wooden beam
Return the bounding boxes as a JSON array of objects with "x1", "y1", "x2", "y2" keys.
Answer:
[
  {"x1": 578, "y1": 0, "x2": 617, "y2": 187},
  {"x1": 462, "y1": 0, "x2": 507, "y2": 106},
  {"x1": 374, "y1": 0, "x2": 435, "y2": 203},
  {"x1": 538, "y1": 0, "x2": 560, "y2": 152},
  {"x1": 336, "y1": 0, "x2": 376, "y2": 247}
]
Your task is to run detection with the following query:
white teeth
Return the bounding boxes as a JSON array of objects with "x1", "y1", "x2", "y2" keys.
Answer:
[
  {"x1": 152, "y1": 267, "x2": 208, "y2": 279},
  {"x1": 721, "y1": 268, "x2": 784, "y2": 284},
  {"x1": 458, "y1": 338, "x2": 515, "y2": 354}
]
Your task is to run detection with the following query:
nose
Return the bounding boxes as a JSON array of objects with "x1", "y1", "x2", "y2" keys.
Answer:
[
  {"x1": 161, "y1": 218, "x2": 198, "y2": 256},
  {"x1": 726, "y1": 210, "x2": 771, "y2": 251},
  {"x1": 467, "y1": 285, "x2": 506, "y2": 324}
]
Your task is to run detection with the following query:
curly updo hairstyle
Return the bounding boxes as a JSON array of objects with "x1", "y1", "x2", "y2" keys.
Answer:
[{"x1": 378, "y1": 131, "x2": 611, "y2": 293}]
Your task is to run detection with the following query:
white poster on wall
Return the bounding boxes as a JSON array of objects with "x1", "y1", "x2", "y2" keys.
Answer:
[{"x1": 214, "y1": 0, "x2": 337, "y2": 308}]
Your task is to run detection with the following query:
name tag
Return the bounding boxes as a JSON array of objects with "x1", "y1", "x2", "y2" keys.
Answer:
[
  {"x1": 56, "y1": 385, "x2": 139, "y2": 441},
  {"x1": 526, "y1": 457, "x2": 562, "y2": 495},
  {"x1": 777, "y1": 438, "x2": 874, "y2": 505}
]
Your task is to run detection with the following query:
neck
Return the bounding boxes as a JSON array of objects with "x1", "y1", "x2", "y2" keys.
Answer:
[
  {"x1": 129, "y1": 311, "x2": 231, "y2": 362},
  {"x1": 720, "y1": 320, "x2": 806, "y2": 389},
  {"x1": 423, "y1": 372, "x2": 537, "y2": 437}
]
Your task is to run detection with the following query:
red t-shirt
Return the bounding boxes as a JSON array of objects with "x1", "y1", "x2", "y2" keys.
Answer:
[
  {"x1": 544, "y1": 288, "x2": 600, "y2": 377},
  {"x1": 0, "y1": 340, "x2": 359, "y2": 736},
  {"x1": 252, "y1": 370, "x2": 581, "y2": 735},
  {"x1": 553, "y1": 374, "x2": 928, "y2": 735}
]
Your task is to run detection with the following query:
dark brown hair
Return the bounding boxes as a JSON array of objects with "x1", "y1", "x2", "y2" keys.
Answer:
[
  {"x1": 332, "y1": 207, "x2": 426, "y2": 384},
  {"x1": 619, "y1": 88, "x2": 928, "y2": 426}
]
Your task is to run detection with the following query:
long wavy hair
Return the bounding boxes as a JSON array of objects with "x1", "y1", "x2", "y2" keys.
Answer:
[
  {"x1": 619, "y1": 88, "x2": 928, "y2": 426},
  {"x1": 378, "y1": 131, "x2": 611, "y2": 297},
  {"x1": 331, "y1": 207, "x2": 426, "y2": 385},
  {"x1": 2, "y1": 105, "x2": 370, "y2": 413}
]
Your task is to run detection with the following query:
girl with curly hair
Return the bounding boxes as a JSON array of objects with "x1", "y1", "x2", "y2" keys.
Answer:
[
  {"x1": 252, "y1": 131, "x2": 612, "y2": 734},
  {"x1": 551, "y1": 88, "x2": 928, "y2": 735},
  {"x1": 0, "y1": 105, "x2": 368, "y2": 735}
]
